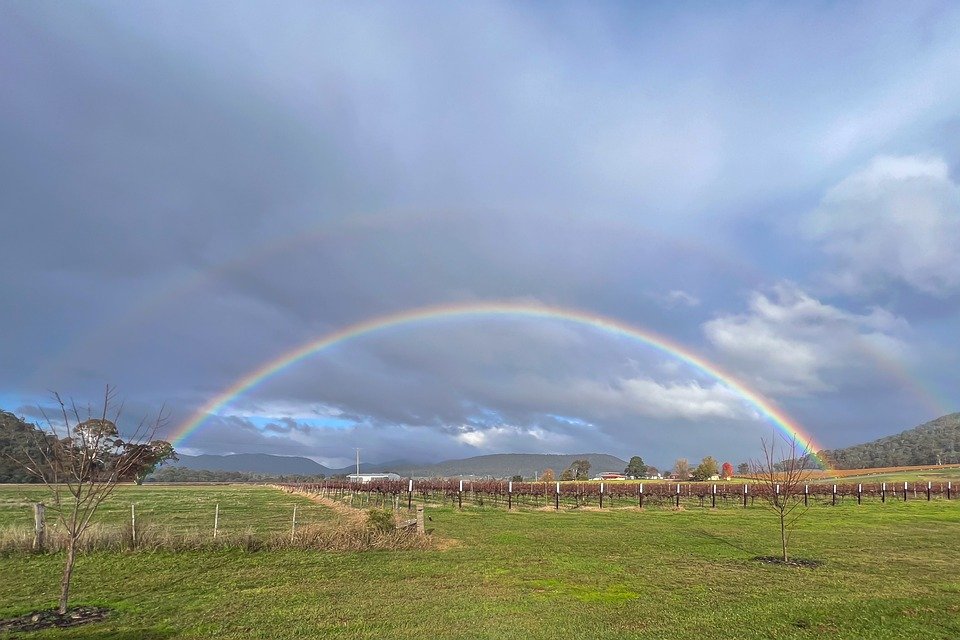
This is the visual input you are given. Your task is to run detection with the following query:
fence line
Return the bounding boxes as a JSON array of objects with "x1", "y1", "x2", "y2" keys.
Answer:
[{"x1": 277, "y1": 478, "x2": 955, "y2": 512}]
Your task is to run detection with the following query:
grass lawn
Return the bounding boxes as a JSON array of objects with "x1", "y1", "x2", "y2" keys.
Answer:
[{"x1": 1, "y1": 484, "x2": 959, "y2": 639}]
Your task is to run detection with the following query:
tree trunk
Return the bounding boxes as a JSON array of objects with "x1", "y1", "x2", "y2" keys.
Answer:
[
  {"x1": 780, "y1": 512, "x2": 788, "y2": 562},
  {"x1": 58, "y1": 537, "x2": 78, "y2": 614}
]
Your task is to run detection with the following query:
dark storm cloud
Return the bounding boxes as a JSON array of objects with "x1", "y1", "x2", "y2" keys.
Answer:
[{"x1": 3, "y1": 2, "x2": 960, "y2": 464}]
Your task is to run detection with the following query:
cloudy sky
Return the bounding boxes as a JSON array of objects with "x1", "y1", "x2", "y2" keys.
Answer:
[{"x1": 2, "y1": 1, "x2": 959, "y2": 469}]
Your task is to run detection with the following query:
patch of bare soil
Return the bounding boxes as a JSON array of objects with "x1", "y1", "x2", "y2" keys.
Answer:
[
  {"x1": 753, "y1": 555, "x2": 823, "y2": 568},
  {"x1": 0, "y1": 607, "x2": 110, "y2": 633}
]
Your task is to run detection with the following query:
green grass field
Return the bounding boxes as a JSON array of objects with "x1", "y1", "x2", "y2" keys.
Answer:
[{"x1": 2, "y1": 484, "x2": 959, "y2": 639}]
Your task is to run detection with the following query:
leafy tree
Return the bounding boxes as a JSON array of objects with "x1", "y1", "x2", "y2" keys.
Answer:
[
  {"x1": 624, "y1": 456, "x2": 647, "y2": 478},
  {"x1": 645, "y1": 466, "x2": 659, "y2": 477},
  {"x1": 0, "y1": 410, "x2": 46, "y2": 483},
  {"x1": 692, "y1": 456, "x2": 719, "y2": 481},
  {"x1": 510, "y1": 474, "x2": 523, "y2": 482},
  {"x1": 572, "y1": 459, "x2": 591, "y2": 480},
  {"x1": 7, "y1": 387, "x2": 174, "y2": 614},
  {"x1": 737, "y1": 462, "x2": 750, "y2": 475},
  {"x1": 560, "y1": 468, "x2": 574, "y2": 481},
  {"x1": 721, "y1": 462, "x2": 735, "y2": 479},
  {"x1": 672, "y1": 458, "x2": 690, "y2": 480},
  {"x1": 539, "y1": 468, "x2": 555, "y2": 482}
]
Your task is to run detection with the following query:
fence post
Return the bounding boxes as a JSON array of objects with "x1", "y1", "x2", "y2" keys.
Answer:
[
  {"x1": 832, "y1": 484, "x2": 836, "y2": 506},
  {"x1": 927, "y1": 482, "x2": 931, "y2": 501},
  {"x1": 33, "y1": 503, "x2": 45, "y2": 551},
  {"x1": 131, "y1": 503, "x2": 137, "y2": 546},
  {"x1": 458, "y1": 480, "x2": 463, "y2": 510},
  {"x1": 857, "y1": 484, "x2": 862, "y2": 505},
  {"x1": 743, "y1": 484, "x2": 748, "y2": 508},
  {"x1": 291, "y1": 504, "x2": 298, "y2": 542},
  {"x1": 599, "y1": 482, "x2": 604, "y2": 509},
  {"x1": 949, "y1": 481, "x2": 953, "y2": 500},
  {"x1": 555, "y1": 482, "x2": 560, "y2": 510},
  {"x1": 675, "y1": 483, "x2": 680, "y2": 508},
  {"x1": 639, "y1": 483, "x2": 643, "y2": 508},
  {"x1": 508, "y1": 481, "x2": 513, "y2": 510},
  {"x1": 903, "y1": 481, "x2": 908, "y2": 502},
  {"x1": 711, "y1": 484, "x2": 716, "y2": 509},
  {"x1": 214, "y1": 503, "x2": 220, "y2": 538},
  {"x1": 408, "y1": 479, "x2": 413, "y2": 510},
  {"x1": 882, "y1": 482, "x2": 886, "y2": 503},
  {"x1": 803, "y1": 484, "x2": 808, "y2": 507},
  {"x1": 416, "y1": 505, "x2": 425, "y2": 534}
]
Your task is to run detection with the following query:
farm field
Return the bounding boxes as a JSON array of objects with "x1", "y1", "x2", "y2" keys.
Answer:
[{"x1": 1, "y1": 484, "x2": 959, "y2": 639}]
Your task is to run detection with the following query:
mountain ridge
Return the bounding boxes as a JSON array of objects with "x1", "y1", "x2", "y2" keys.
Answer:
[{"x1": 173, "y1": 452, "x2": 629, "y2": 478}]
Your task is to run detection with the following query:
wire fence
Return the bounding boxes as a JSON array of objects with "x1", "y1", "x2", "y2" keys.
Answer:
[{"x1": 282, "y1": 478, "x2": 957, "y2": 511}]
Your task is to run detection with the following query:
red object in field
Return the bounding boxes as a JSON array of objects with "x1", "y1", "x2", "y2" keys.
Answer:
[{"x1": 721, "y1": 462, "x2": 734, "y2": 479}]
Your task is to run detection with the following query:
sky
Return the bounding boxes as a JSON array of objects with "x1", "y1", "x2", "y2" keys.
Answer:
[{"x1": 2, "y1": 1, "x2": 959, "y2": 470}]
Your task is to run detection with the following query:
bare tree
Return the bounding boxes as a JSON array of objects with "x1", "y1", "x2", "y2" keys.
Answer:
[
  {"x1": 749, "y1": 432, "x2": 812, "y2": 562},
  {"x1": 10, "y1": 386, "x2": 174, "y2": 614}
]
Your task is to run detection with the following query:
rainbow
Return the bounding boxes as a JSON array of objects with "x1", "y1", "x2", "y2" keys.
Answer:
[{"x1": 172, "y1": 301, "x2": 831, "y2": 468}]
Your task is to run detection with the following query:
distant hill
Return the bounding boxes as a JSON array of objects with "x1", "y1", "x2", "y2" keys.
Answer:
[
  {"x1": 173, "y1": 452, "x2": 628, "y2": 479},
  {"x1": 176, "y1": 453, "x2": 333, "y2": 475},
  {"x1": 392, "y1": 453, "x2": 628, "y2": 478},
  {"x1": 819, "y1": 413, "x2": 960, "y2": 469}
]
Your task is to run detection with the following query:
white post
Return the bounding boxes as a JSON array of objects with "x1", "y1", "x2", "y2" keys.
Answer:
[
  {"x1": 408, "y1": 479, "x2": 413, "y2": 492},
  {"x1": 556, "y1": 481, "x2": 560, "y2": 494},
  {"x1": 131, "y1": 503, "x2": 137, "y2": 545},
  {"x1": 508, "y1": 481, "x2": 513, "y2": 493},
  {"x1": 214, "y1": 503, "x2": 220, "y2": 538},
  {"x1": 291, "y1": 504, "x2": 297, "y2": 542},
  {"x1": 775, "y1": 484, "x2": 780, "y2": 494},
  {"x1": 600, "y1": 482, "x2": 604, "y2": 494},
  {"x1": 639, "y1": 483, "x2": 643, "y2": 493},
  {"x1": 712, "y1": 484, "x2": 716, "y2": 495},
  {"x1": 459, "y1": 480, "x2": 464, "y2": 493}
]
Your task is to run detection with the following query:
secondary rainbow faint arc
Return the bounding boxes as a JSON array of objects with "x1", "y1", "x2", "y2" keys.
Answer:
[{"x1": 173, "y1": 301, "x2": 830, "y2": 467}]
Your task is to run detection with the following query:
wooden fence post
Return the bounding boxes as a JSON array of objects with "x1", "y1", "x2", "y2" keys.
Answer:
[
  {"x1": 131, "y1": 503, "x2": 137, "y2": 546},
  {"x1": 416, "y1": 506, "x2": 425, "y2": 534},
  {"x1": 214, "y1": 503, "x2": 220, "y2": 538},
  {"x1": 291, "y1": 504, "x2": 298, "y2": 542},
  {"x1": 33, "y1": 503, "x2": 45, "y2": 551}
]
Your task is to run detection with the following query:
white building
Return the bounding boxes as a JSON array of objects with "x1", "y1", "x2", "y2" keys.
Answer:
[{"x1": 346, "y1": 473, "x2": 402, "y2": 483}]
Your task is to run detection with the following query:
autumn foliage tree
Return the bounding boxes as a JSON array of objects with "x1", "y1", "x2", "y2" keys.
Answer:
[{"x1": 721, "y1": 462, "x2": 734, "y2": 479}]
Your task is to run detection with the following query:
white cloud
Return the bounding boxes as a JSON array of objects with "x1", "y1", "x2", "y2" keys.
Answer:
[
  {"x1": 568, "y1": 377, "x2": 751, "y2": 421},
  {"x1": 703, "y1": 283, "x2": 909, "y2": 396},
  {"x1": 655, "y1": 289, "x2": 701, "y2": 309},
  {"x1": 803, "y1": 155, "x2": 960, "y2": 296}
]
